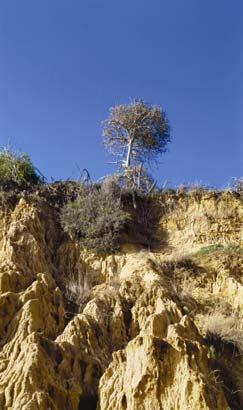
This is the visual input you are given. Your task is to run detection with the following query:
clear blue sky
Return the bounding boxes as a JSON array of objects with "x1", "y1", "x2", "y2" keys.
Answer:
[{"x1": 0, "y1": 0, "x2": 242, "y2": 187}]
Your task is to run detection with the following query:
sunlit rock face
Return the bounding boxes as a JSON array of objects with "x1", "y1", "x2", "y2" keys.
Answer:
[{"x1": 0, "y1": 191, "x2": 242, "y2": 409}]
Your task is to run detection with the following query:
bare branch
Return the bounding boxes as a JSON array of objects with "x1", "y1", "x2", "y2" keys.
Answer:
[{"x1": 102, "y1": 99, "x2": 171, "y2": 193}]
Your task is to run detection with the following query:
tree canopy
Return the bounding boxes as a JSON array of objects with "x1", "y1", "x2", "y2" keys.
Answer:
[{"x1": 103, "y1": 100, "x2": 171, "y2": 171}]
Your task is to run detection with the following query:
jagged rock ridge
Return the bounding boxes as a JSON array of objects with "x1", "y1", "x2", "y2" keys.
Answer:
[{"x1": 0, "y1": 191, "x2": 242, "y2": 409}]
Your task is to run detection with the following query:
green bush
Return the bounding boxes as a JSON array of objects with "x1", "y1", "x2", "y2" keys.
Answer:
[
  {"x1": 0, "y1": 146, "x2": 41, "y2": 189},
  {"x1": 60, "y1": 188, "x2": 130, "y2": 253}
]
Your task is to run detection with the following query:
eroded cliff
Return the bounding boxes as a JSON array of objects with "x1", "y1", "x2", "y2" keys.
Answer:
[{"x1": 0, "y1": 190, "x2": 242, "y2": 410}]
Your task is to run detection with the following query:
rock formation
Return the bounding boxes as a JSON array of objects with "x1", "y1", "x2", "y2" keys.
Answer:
[{"x1": 0, "y1": 190, "x2": 242, "y2": 409}]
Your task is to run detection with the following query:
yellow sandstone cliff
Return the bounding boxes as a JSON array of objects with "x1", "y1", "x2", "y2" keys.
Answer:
[{"x1": 0, "y1": 190, "x2": 242, "y2": 409}]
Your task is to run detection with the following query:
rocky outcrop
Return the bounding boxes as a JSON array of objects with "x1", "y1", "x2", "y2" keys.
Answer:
[
  {"x1": 0, "y1": 192, "x2": 242, "y2": 409},
  {"x1": 157, "y1": 190, "x2": 242, "y2": 253},
  {"x1": 99, "y1": 317, "x2": 227, "y2": 410}
]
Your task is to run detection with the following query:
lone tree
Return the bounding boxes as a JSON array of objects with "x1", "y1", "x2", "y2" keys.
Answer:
[{"x1": 102, "y1": 100, "x2": 171, "y2": 192}]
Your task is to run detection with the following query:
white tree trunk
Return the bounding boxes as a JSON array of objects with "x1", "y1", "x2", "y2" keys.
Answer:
[{"x1": 125, "y1": 139, "x2": 133, "y2": 168}]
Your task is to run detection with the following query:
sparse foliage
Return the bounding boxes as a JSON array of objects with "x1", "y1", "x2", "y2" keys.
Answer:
[
  {"x1": 100, "y1": 174, "x2": 122, "y2": 197},
  {"x1": 102, "y1": 100, "x2": 171, "y2": 194},
  {"x1": 205, "y1": 313, "x2": 243, "y2": 354},
  {"x1": 60, "y1": 188, "x2": 130, "y2": 253},
  {"x1": 231, "y1": 178, "x2": 243, "y2": 194},
  {"x1": 64, "y1": 274, "x2": 91, "y2": 312}
]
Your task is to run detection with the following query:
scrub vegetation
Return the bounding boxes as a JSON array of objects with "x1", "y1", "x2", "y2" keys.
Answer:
[
  {"x1": 1, "y1": 101, "x2": 241, "y2": 254},
  {"x1": 60, "y1": 187, "x2": 130, "y2": 253},
  {"x1": 0, "y1": 145, "x2": 42, "y2": 189}
]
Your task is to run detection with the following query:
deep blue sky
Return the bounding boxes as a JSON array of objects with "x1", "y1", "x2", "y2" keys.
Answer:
[{"x1": 0, "y1": 0, "x2": 242, "y2": 187}]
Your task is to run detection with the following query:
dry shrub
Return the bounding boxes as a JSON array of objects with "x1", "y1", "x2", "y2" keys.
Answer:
[
  {"x1": 230, "y1": 177, "x2": 243, "y2": 194},
  {"x1": 65, "y1": 275, "x2": 91, "y2": 312},
  {"x1": 100, "y1": 175, "x2": 122, "y2": 197},
  {"x1": 175, "y1": 183, "x2": 212, "y2": 195},
  {"x1": 160, "y1": 253, "x2": 200, "y2": 276},
  {"x1": 205, "y1": 313, "x2": 243, "y2": 354},
  {"x1": 205, "y1": 312, "x2": 243, "y2": 409},
  {"x1": 60, "y1": 188, "x2": 131, "y2": 253}
]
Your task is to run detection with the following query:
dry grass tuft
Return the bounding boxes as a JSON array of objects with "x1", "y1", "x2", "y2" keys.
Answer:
[
  {"x1": 65, "y1": 275, "x2": 91, "y2": 313},
  {"x1": 205, "y1": 313, "x2": 243, "y2": 354}
]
